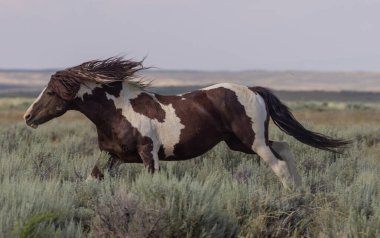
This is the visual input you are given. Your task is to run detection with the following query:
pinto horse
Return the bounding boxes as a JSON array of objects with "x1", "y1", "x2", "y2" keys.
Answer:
[{"x1": 24, "y1": 57, "x2": 349, "y2": 188}]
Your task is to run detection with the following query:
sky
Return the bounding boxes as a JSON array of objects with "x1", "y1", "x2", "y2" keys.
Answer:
[{"x1": 0, "y1": 0, "x2": 379, "y2": 71}]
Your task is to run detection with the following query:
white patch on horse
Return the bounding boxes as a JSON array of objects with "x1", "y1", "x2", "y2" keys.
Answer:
[
  {"x1": 202, "y1": 83, "x2": 293, "y2": 187},
  {"x1": 77, "y1": 82, "x2": 100, "y2": 100},
  {"x1": 106, "y1": 83, "x2": 185, "y2": 169},
  {"x1": 202, "y1": 83, "x2": 267, "y2": 148},
  {"x1": 25, "y1": 87, "x2": 46, "y2": 116}
]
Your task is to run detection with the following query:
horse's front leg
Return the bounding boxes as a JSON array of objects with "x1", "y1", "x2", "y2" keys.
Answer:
[
  {"x1": 137, "y1": 141, "x2": 159, "y2": 173},
  {"x1": 87, "y1": 153, "x2": 121, "y2": 181},
  {"x1": 105, "y1": 156, "x2": 124, "y2": 176}
]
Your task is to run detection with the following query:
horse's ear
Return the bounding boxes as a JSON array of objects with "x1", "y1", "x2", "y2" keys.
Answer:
[{"x1": 49, "y1": 77, "x2": 80, "y2": 101}]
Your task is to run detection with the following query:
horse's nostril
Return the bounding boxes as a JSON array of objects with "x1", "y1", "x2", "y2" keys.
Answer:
[{"x1": 24, "y1": 114, "x2": 32, "y2": 121}]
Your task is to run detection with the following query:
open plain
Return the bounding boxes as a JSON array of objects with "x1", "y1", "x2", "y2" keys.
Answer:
[{"x1": 0, "y1": 86, "x2": 379, "y2": 237}]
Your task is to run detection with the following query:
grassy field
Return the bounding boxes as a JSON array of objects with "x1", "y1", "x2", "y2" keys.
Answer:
[{"x1": 0, "y1": 98, "x2": 379, "y2": 237}]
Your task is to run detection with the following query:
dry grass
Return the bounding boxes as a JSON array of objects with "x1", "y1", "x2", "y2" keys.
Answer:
[
  {"x1": 294, "y1": 110, "x2": 380, "y2": 127},
  {"x1": 0, "y1": 97, "x2": 379, "y2": 237}
]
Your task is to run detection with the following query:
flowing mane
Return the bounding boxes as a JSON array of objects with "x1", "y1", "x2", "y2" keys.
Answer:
[{"x1": 53, "y1": 57, "x2": 150, "y2": 89}]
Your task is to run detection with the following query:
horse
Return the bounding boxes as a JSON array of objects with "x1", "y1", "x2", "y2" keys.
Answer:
[{"x1": 23, "y1": 57, "x2": 350, "y2": 188}]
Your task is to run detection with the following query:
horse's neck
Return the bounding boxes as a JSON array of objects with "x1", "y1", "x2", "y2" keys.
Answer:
[
  {"x1": 74, "y1": 82, "x2": 143, "y2": 128},
  {"x1": 107, "y1": 82, "x2": 142, "y2": 110}
]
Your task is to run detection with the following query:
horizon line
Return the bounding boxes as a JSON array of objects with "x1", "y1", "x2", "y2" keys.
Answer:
[{"x1": 1, "y1": 68, "x2": 380, "y2": 74}]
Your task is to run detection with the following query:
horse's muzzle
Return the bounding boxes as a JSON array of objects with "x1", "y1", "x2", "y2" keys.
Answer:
[{"x1": 24, "y1": 113, "x2": 38, "y2": 129}]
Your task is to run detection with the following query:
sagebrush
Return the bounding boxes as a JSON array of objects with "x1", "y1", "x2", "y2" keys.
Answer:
[{"x1": 0, "y1": 99, "x2": 379, "y2": 237}]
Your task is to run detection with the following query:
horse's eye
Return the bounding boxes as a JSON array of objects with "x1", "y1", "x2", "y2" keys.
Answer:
[{"x1": 47, "y1": 91, "x2": 55, "y2": 96}]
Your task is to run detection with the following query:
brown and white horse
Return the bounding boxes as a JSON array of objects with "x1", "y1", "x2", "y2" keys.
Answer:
[{"x1": 24, "y1": 57, "x2": 349, "y2": 188}]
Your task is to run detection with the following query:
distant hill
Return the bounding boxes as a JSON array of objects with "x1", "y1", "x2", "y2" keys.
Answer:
[
  {"x1": 1, "y1": 69, "x2": 380, "y2": 93},
  {"x1": 144, "y1": 70, "x2": 380, "y2": 92}
]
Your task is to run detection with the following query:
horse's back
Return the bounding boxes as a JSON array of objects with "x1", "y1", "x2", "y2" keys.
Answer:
[{"x1": 201, "y1": 83, "x2": 266, "y2": 125}]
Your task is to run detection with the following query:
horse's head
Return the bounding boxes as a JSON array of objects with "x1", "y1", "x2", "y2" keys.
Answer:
[
  {"x1": 24, "y1": 57, "x2": 146, "y2": 128},
  {"x1": 23, "y1": 72, "x2": 80, "y2": 128}
]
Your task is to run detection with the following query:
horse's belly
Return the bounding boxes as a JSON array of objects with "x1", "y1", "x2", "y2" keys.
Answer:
[
  {"x1": 98, "y1": 131, "x2": 142, "y2": 163},
  {"x1": 162, "y1": 135, "x2": 222, "y2": 160}
]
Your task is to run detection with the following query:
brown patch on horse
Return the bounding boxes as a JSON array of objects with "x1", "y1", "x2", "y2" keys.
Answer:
[
  {"x1": 155, "y1": 91, "x2": 224, "y2": 159},
  {"x1": 129, "y1": 93, "x2": 165, "y2": 122},
  {"x1": 207, "y1": 88, "x2": 256, "y2": 150},
  {"x1": 158, "y1": 145, "x2": 166, "y2": 160},
  {"x1": 156, "y1": 87, "x2": 256, "y2": 159},
  {"x1": 102, "y1": 82, "x2": 123, "y2": 98}
]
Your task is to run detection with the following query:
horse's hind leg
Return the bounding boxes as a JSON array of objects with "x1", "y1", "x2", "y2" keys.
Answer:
[
  {"x1": 225, "y1": 135, "x2": 256, "y2": 154},
  {"x1": 269, "y1": 141, "x2": 302, "y2": 187},
  {"x1": 252, "y1": 142, "x2": 295, "y2": 188},
  {"x1": 228, "y1": 131, "x2": 296, "y2": 188},
  {"x1": 226, "y1": 126, "x2": 294, "y2": 187}
]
